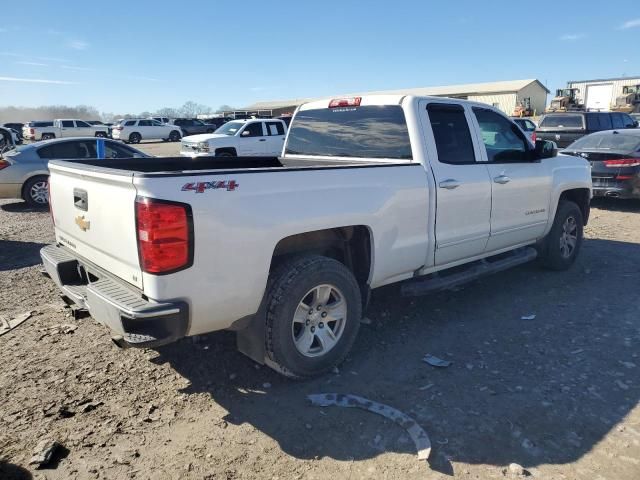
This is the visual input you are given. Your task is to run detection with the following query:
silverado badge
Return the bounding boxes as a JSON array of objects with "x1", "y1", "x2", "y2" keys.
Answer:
[{"x1": 75, "y1": 215, "x2": 91, "y2": 232}]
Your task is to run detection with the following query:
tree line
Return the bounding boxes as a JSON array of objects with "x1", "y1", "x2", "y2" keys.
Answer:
[{"x1": 0, "y1": 102, "x2": 236, "y2": 124}]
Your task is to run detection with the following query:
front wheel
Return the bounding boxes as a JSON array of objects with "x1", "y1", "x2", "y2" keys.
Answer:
[
  {"x1": 538, "y1": 200, "x2": 583, "y2": 270},
  {"x1": 169, "y1": 130, "x2": 181, "y2": 142},
  {"x1": 95, "y1": 132, "x2": 107, "y2": 138},
  {"x1": 129, "y1": 133, "x2": 141, "y2": 144},
  {"x1": 265, "y1": 255, "x2": 362, "y2": 379},
  {"x1": 23, "y1": 175, "x2": 49, "y2": 207}
]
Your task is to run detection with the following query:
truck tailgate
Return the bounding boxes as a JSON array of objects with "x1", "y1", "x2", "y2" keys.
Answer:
[{"x1": 48, "y1": 162, "x2": 143, "y2": 289}]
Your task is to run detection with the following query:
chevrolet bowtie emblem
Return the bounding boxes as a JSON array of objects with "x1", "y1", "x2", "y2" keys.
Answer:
[{"x1": 75, "y1": 215, "x2": 90, "y2": 232}]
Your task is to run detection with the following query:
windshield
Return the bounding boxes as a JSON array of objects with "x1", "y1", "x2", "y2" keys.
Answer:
[
  {"x1": 539, "y1": 115, "x2": 583, "y2": 128},
  {"x1": 285, "y1": 105, "x2": 412, "y2": 159},
  {"x1": 566, "y1": 134, "x2": 640, "y2": 152},
  {"x1": 215, "y1": 121, "x2": 244, "y2": 136}
]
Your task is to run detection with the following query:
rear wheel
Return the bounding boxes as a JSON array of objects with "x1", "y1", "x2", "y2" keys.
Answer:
[
  {"x1": 538, "y1": 200, "x2": 583, "y2": 270},
  {"x1": 95, "y1": 132, "x2": 107, "y2": 138},
  {"x1": 129, "y1": 132, "x2": 141, "y2": 144},
  {"x1": 265, "y1": 255, "x2": 362, "y2": 379},
  {"x1": 215, "y1": 151, "x2": 234, "y2": 157},
  {"x1": 23, "y1": 175, "x2": 49, "y2": 207},
  {"x1": 41, "y1": 133, "x2": 55, "y2": 140},
  {"x1": 169, "y1": 130, "x2": 181, "y2": 142}
]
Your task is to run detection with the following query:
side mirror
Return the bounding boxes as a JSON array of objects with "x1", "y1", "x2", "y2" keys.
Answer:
[
  {"x1": 534, "y1": 139, "x2": 557, "y2": 159},
  {"x1": 241, "y1": 131, "x2": 250, "y2": 137}
]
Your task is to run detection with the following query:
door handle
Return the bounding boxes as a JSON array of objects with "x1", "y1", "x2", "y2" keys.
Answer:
[
  {"x1": 493, "y1": 175, "x2": 511, "y2": 184},
  {"x1": 438, "y1": 179, "x2": 460, "y2": 190}
]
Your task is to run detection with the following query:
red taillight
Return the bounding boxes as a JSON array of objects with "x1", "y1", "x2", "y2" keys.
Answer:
[
  {"x1": 329, "y1": 96, "x2": 362, "y2": 108},
  {"x1": 30, "y1": 128, "x2": 34, "y2": 135},
  {"x1": 531, "y1": 132, "x2": 537, "y2": 143},
  {"x1": 0, "y1": 160, "x2": 10, "y2": 170},
  {"x1": 603, "y1": 159, "x2": 640, "y2": 167},
  {"x1": 135, "y1": 197, "x2": 192, "y2": 274},
  {"x1": 616, "y1": 175, "x2": 634, "y2": 180}
]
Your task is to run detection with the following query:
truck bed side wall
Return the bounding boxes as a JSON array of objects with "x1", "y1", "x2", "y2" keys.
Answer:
[{"x1": 134, "y1": 164, "x2": 430, "y2": 335}]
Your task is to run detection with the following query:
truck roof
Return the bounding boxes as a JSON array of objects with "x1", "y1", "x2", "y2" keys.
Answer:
[{"x1": 298, "y1": 94, "x2": 498, "y2": 112}]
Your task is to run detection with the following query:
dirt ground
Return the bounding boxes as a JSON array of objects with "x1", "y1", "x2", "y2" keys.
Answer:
[{"x1": 1, "y1": 191, "x2": 639, "y2": 480}]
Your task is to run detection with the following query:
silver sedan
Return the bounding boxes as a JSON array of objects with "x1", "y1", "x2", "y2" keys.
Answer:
[{"x1": 0, "y1": 137, "x2": 150, "y2": 207}]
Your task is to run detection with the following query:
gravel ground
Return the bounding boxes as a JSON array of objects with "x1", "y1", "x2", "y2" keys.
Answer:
[{"x1": 1, "y1": 196, "x2": 639, "y2": 480}]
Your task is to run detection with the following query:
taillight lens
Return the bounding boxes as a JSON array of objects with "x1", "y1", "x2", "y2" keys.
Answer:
[
  {"x1": 0, "y1": 160, "x2": 10, "y2": 170},
  {"x1": 531, "y1": 132, "x2": 537, "y2": 143},
  {"x1": 30, "y1": 128, "x2": 34, "y2": 135},
  {"x1": 603, "y1": 159, "x2": 640, "y2": 167},
  {"x1": 135, "y1": 197, "x2": 193, "y2": 274}
]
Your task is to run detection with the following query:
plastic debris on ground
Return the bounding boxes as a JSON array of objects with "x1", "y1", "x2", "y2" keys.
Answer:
[
  {"x1": 307, "y1": 393, "x2": 431, "y2": 462},
  {"x1": 423, "y1": 354, "x2": 452, "y2": 368},
  {"x1": 520, "y1": 314, "x2": 536, "y2": 321},
  {"x1": 0, "y1": 311, "x2": 34, "y2": 336}
]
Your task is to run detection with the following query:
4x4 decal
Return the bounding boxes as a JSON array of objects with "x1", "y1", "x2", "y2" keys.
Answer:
[{"x1": 181, "y1": 180, "x2": 239, "y2": 193}]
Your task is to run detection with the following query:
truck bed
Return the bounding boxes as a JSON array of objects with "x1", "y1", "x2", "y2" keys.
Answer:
[{"x1": 50, "y1": 156, "x2": 410, "y2": 176}]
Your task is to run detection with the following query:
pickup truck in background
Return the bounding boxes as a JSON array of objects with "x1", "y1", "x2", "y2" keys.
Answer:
[
  {"x1": 180, "y1": 118, "x2": 287, "y2": 157},
  {"x1": 24, "y1": 119, "x2": 110, "y2": 141},
  {"x1": 41, "y1": 95, "x2": 591, "y2": 379}
]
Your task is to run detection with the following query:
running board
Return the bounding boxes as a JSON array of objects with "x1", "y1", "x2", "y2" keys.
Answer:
[{"x1": 401, "y1": 247, "x2": 538, "y2": 297}]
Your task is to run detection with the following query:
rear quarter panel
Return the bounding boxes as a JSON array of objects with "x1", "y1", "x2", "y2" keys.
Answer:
[{"x1": 135, "y1": 164, "x2": 430, "y2": 334}]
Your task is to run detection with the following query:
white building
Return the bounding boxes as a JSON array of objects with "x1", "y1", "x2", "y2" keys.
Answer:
[
  {"x1": 567, "y1": 76, "x2": 640, "y2": 111},
  {"x1": 242, "y1": 79, "x2": 549, "y2": 117}
]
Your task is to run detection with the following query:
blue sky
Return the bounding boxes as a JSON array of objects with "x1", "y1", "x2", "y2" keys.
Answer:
[{"x1": 1, "y1": 0, "x2": 639, "y2": 114}]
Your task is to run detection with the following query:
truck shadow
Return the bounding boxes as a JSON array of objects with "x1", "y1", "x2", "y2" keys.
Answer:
[
  {"x1": 0, "y1": 240, "x2": 48, "y2": 271},
  {"x1": 154, "y1": 237, "x2": 640, "y2": 473},
  {"x1": 0, "y1": 461, "x2": 32, "y2": 480},
  {"x1": 1, "y1": 201, "x2": 48, "y2": 213},
  {"x1": 591, "y1": 197, "x2": 640, "y2": 212}
]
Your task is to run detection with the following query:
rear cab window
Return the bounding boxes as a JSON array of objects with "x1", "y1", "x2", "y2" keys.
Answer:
[
  {"x1": 266, "y1": 121, "x2": 285, "y2": 136},
  {"x1": 539, "y1": 115, "x2": 584, "y2": 129},
  {"x1": 427, "y1": 103, "x2": 476, "y2": 164},
  {"x1": 285, "y1": 105, "x2": 412, "y2": 159}
]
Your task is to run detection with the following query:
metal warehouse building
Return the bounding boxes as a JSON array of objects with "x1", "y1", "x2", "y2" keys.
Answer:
[
  {"x1": 242, "y1": 79, "x2": 549, "y2": 117},
  {"x1": 567, "y1": 76, "x2": 640, "y2": 111}
]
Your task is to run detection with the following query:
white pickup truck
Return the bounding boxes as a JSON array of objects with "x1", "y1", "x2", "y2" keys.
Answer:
[
  {"x1": 180, "y1": 118, "x2": 287, "y2": 157},
  {"x1": 41, "y1": 95, "x2": 591, "y2": 378},
  {"x1": 25, "y1": 119, "x2": 110, "y2": 141}
]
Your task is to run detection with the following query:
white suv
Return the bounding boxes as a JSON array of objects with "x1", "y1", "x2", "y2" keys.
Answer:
[{"x1": 112, "y1": 119, "x2": 182, "y2": 144}]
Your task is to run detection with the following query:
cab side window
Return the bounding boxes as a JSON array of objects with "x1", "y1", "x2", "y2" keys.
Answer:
[
  {"x1": 242, "y1": 122, "x2": 264, "y2": 137},
  {"x1": 266, "y1": 121, "x2": 285, "y2": 136},
  {"x1": 611, "y1": 113, "x2": 624, "y2": 129},
  {"x1": 427, "y1": 103, "x2": 476, "y2": 165},
  {"x1": 138, "y1": 120, "x2": 152, "y2": 127},
  {"x1": 473, "y1": 108, "x2": 528, "y2": 163},
  {"x1": 61, "y1": 120, "x2": 74, "y2": 128}
]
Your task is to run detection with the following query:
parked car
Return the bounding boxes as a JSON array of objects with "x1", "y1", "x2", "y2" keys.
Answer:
[
  {"x1": 3, "y1": 123, "x2": 24, "y2": 142},
  {"x1": 180, "y1": 118, "x2": 287, "y2": 157},
  {"x1": 170, "y1": 118, "x2": 217, "y2": 136},
  {"x1": 562, "y1": 129, "x2": 640, "y2": 200},
  {"x1": 86, "y1": 120, "x2": 113, "y2": 138},
  {"x1": 0, "y1": 137, "x2": 150, "y2": 206},
  {"x1": 536, "y1": 111, "x2": 638, "y2": 148},
  {"x1": 0, "y1": 126, "x2": 16, "y2": 153},
  {"x1": 198, "y1": 117, "x2": 230, "y2": 130},
  {"x1": 22, "y1": 121, "x2": 53, "y2": 140},
  {"x1": 112, "y1": 119, "x2": 182, "y2": 144},
  {"x1": 41, "y1": 95, "x2": 591, "y2": 379},
  {"x1": 510, "y1": 117, "x2": 537, "y2": 142},
  {"x1": 22, "y1": 119, "x2": 110, "y2": 141}
]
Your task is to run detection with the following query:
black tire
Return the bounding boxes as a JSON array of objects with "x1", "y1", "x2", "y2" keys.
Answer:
[
  {"x1": 23, "y1": 175, "x2": 49, "y2": 208},
  {"x1": 538, "y1": 200, "x2": 583, "y2": 271},
  {"x1": 215, "y1": 151, "x2": 234, "y2": 157},
  {"x1": 95, "y1": 132, "x2": 107, "y2": 138},
  {"x1": 265, "y1": 255, "x2": 362, "y2": 379},
  {"x1": 129, "y1": 133, "x2": 141, "y2": 144},
  {"x1": 206, "y1": 128, "x2": 214, "y2": 133},
  {"x1": 169, "y1": 130, "x2": 181, "y2": 142},
  {"x1": 41, "y1": 133, "x2": 55, "y2": 140}
]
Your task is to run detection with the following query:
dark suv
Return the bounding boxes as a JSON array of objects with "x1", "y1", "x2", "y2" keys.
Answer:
[
  {"x1": 170, "y1": 118, "x2": 217, "y2": 136},
  {"x1": 536, "y1": 112, "x2": 638, "y2": 148}
]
